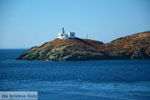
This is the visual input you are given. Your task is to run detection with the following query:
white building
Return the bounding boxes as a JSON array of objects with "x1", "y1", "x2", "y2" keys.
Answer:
[{"x1": 58, "y1": 28, "x2": 76, "y2": 39}]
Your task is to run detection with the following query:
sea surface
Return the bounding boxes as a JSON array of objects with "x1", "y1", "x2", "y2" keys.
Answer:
[{"x1": 0, "y1": 49, "x2": 150, "y2": 100}]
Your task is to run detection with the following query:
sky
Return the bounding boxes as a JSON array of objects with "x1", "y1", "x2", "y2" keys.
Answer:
[{"x1": 0, "y1": 0, "x2": 150, "y2": 48}]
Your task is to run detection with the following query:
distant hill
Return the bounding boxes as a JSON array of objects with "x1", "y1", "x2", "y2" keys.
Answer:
[
  {"x1": 104, "y1": 31, "x2": 150, "y2": 59},
  {"x1": 17, "y1": 31, "x2": 150, "y2": 61}
]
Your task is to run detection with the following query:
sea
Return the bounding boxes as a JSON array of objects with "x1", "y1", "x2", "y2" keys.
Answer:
[{"x1": 0, "y1": 49, "x2": 150, "y2": 100}]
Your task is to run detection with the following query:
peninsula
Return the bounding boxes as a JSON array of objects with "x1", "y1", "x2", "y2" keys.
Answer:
[{"x1": 17, "y1": 29, "x2": 150, "y2": 61}]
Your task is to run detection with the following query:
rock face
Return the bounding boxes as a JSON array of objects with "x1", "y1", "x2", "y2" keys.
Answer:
[{"x1": 17, "y1": 31, "x2": 150, "y2": 61}]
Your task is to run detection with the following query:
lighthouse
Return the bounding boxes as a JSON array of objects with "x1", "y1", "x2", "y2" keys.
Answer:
[
  {"x1": 61, "y1": 27, "x2": 65, "y2": 34},
  {"x1": 58, "y1": 28, "x2": 76, "y2": 39}
]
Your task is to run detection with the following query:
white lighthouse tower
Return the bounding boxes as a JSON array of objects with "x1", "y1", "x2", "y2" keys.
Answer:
[
  {"x1": 58, "y1": 28, "x2": 76, "y2": 39},
  {"x1": 58, "y1": 28, "x2": 68, "y2": 39}
]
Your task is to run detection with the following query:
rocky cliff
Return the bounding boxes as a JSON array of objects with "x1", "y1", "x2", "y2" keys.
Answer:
[{"x1": 17, "y1": 31, "x2": 150, "y2": 61}]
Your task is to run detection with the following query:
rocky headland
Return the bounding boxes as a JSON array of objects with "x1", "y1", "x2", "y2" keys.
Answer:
[{"x1": 17, "y1": 31, "x2": 150, "y2": 61}]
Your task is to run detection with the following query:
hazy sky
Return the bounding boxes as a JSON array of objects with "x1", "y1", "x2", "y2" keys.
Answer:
[{"x1": 0, "y1": 0, "x2": 150, "y2": 48}]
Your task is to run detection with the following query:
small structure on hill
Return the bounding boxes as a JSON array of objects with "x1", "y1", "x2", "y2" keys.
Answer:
[{"x1": 58, "y1": 28, "x2": 75, "y2": 39}]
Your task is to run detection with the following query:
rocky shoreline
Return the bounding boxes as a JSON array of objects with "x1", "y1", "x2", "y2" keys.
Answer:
[{"x1": 17, "y1": 31, "x2": 150, "y2": 61}]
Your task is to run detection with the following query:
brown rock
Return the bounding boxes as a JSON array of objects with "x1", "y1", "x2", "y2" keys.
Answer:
[{"x1": 17, "y1": 31, "x2": 150, "y2": 61}]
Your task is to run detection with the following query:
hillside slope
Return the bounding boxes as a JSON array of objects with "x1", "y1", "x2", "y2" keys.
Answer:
[
  {"x1": 17, "y1": 38, "x2": 107, "y2": 60},
  {"x1": 104, "y1": 31, "x2": 150, "y2": 59},
  {"x1": 17, "y1": 31, "x2": 150, "y2": 60}
]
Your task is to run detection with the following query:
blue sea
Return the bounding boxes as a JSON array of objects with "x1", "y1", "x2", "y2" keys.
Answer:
[{"x1": 0, "y1": 49, "x2": 150, "y2": 100}]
